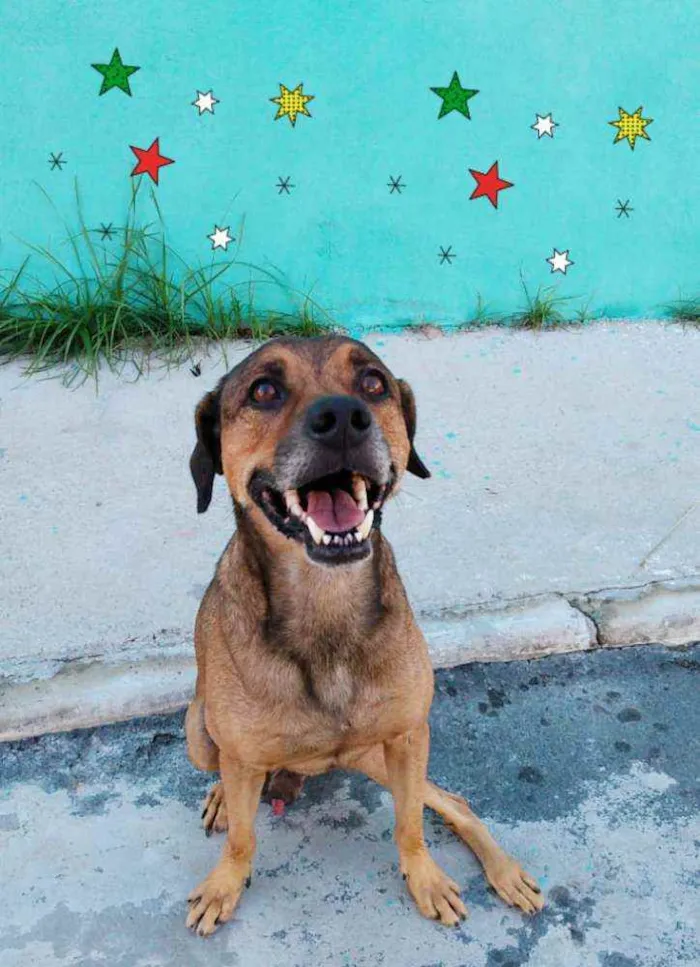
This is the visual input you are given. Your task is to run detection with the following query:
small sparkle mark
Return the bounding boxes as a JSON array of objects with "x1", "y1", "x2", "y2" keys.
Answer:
[
  {"x1": 48, "y1": 152, "x2": 66, "y2": 170},
  {"x1": 98, "y1": 222, "x2": 116, "y2": 240},
  {"x1": 388, "y1": 175, "x2": 406, "y2": 194},
  {"x1": 276, "y1": 176, "x2": 295, "y2": 194},
  {"x1": 615, "y1": 199, "x2": 633, "y2": 218},
  {"x1": 438, "y1": 246, "x2": 456, "y2": 264}
]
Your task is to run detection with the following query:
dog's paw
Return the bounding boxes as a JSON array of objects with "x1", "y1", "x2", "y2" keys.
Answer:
[
  {"x1": 484, "y1": 857, "x2": 545, "y2": 915},
  {"x1": 401, "y1": 852, "x2": 468, "y2": 927},
  {"x1": 201, "y1": 782, "x2": 228, "y2": 836},
  {"x1": 186, "y1": 862, "x2": 251, "y2": 937}
]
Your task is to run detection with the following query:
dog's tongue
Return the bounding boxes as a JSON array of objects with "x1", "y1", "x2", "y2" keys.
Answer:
[{"x1": 306, "y1": 489, "x2": 365, "y2": 533}]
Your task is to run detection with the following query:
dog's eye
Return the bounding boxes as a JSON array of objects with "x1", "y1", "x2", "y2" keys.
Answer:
[
  {"x1": 360, "y1": 370, "x2": 388, "y2": 399},
  {"x1": 249, "y1": 379, "x2": 284, "y2": 407}
]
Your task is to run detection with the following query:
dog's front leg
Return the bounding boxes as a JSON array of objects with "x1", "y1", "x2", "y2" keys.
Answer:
[
  {"x1": 384, "y1": 724, "x2": 467, "y2": 926},
  {"x1": 186, "y1": 754, "x2": 266, "y2": 937}
]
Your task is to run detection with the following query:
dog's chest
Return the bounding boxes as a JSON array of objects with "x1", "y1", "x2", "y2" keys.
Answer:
[{"x1": 309, "y1": 661, "x2": 355, "y2": 718}]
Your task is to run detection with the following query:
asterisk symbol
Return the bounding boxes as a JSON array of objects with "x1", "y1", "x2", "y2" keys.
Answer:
[
  {"x1": 48, "y1": 152, "x2": 66, "y2": 170},
  {"x1": 615, "y1": 199, "x2": 633, "y2": 218},
  {"x1": 388, "y1": 175, "x2": 406, "y2": 194},
  {"x1": 98, "y1": 223, "x2": 116, "y2": 240},
  {"x1": 276, "y1": 176, "x2": 295, "y2": 194},
  {"x1": 438, "y1": 246, "x2": 456, "y2": 264}
]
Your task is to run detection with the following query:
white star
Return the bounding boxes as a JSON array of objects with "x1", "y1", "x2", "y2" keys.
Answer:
[
  {"x1": 531, "y1": 113, "x2": 558, "y2": 138},
  {"x1": 546, "y1": 248, "x2": 574, "y2": 274},
  {"x1": 192, "y1": 90, "x2": 219, "y2": 115},
  {"x1": 207, "y1": 226, "x2": 234, "y2": 250}
]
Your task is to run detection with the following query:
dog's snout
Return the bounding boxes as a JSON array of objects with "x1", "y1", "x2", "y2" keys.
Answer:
[{"x1": 305, "y1": 396, "x2": 372, "y2": 450}]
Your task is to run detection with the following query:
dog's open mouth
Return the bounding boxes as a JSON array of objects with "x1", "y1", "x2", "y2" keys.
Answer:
[{"x1": 249, "y1": 469, "x2": 387, "y2": 564}]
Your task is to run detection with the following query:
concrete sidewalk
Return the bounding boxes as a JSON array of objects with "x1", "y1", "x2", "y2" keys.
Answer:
[
  {"x1": 1, "y1": 322, "x2": 699, "y2": 736},
  {"x1": 1, "y1": 644, "x2": 698, "y2": 967}
]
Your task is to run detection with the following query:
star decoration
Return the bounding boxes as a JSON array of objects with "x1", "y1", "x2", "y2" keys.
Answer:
[
  {"x1": 192, "y1": 90, "x2": 219, "y2": 115},
  {"x1": 276, "y1": 176, "x2": 295, "y2": 194},
  {"x1": 48, "y1": 152, "x2": 66, "y2": 170},
  {"x1": 468, "y1": 161, "x2": 513, "y2": 208},
  {"x1": 270, "y1": 83, "x2": 314, "y2": 126},
  {"x1": 388, "y1": 175, "x2": 406, "y2": 194},
  {"x1": 207, "y1": 226, "x2": 234, "y2": 251},
  {"x1": 615, "y1": 199, "x2": 633, "y2": 218},
  {"x1": 98, "y1": 223, "x2": 116, "y2": 240},
  {"x1": 546, "y1": 248, "x2": 574, "y2": 274},
  {"x1": 608, "y1": 106, "x2": 653, "y2": 150},
  {"x1": 92, "y1": 48, "x2": 140, "y2": 96},
  {"x1": 430, "y1": 71, "x2": 479, "y2": 120},
  {"x1": 438, "y1": 246, "x2": 456, "y2": 264},
  {"x1": 531, "y1": 113, "x2": 558, "y2": 138},
  {"x1": 129, "y1": 138, "x2": 175, "y2": 185}
]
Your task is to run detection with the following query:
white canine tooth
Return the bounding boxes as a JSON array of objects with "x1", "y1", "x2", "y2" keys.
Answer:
[
  {"x1": 352, "y1": 474, "x2": 369, "y2": 512},
  {"x1": 357, "y1": 509, "x2": 374, "y2": 541},
  {"x1": 306, "y1": 516, "x2": 325, "y2": 545},
  {"x1": 284, "y1": 490, "x2": 304, "y2": 518},
  {"x1": 322, "y1": 534, "x2": 332, "y2": 545}
]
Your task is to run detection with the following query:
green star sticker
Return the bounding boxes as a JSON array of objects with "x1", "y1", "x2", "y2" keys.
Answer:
[
  {"x1": 430, "y1": 71, "x2": 479, "y2": 120},
  {"x1": 91, "y1": 48, "x2": 140, "y2": 96}
]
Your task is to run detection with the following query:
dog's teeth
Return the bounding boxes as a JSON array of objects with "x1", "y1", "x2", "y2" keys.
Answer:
[
  {"x1": 345, "y1": 534, "x2": 354, "y2": 545},
  {"x1": 351, "y1": 474, "x2": 369, "y2": 512},
  {"x1": 322, "y1": 534, "x2": 332, "y2": 545},
  {"x1": 354, "y1": 529, "x2": 362, "y2": 542},
  {"x1": 333, "y1": 535, "x2": 343, "y2": 545},
  {"x1": 306, "y1": 516, "x2": 325, "y2": 545},
  {"x1": 284, "y1": 490, "x2": 304, "y2": 518},
  {"x1": 357, "y1": 509, "x2": 374, "y2": 541}
]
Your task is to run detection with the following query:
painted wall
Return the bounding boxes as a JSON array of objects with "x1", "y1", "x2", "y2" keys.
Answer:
[{"x1": 1, "y1": 0, "x2": 697, "y2": 329}]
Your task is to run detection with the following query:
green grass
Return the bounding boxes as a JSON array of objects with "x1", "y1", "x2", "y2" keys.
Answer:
[
  {"x1": 0, "y1": 180, "x2": 335, "y2": 386},
  {"x1": 458, "y1": 277, "x2": 596, "y2": 331},
  {"x1": 662, "y1": 296, "x2": 700, "y2": 326},
  {"x1": 506, "y1": 276, "x2": 579, "y2": 330},
  {"x1": 458, "y1": 293, "x2": 504, "y2": 329}
]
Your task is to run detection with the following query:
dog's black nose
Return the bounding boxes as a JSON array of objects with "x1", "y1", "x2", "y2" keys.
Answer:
[{"x1": 305, "y1": 396, "x2": 372, "y2": 450}]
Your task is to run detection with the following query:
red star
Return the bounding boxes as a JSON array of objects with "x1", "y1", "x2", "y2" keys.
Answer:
[
  {"x1": 129, "y1": 137, "x2": 175, "y2": 184},
  {"x1": 468, "y1": 161, "x2": 514, "y2": 208}
]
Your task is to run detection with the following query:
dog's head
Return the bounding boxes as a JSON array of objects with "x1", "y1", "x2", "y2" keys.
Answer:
[{"x1": 189, "y1": 335, "x2": 429, "y2": 566}]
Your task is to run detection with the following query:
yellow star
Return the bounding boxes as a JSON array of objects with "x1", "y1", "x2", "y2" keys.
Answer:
[
  {"x1": 608, "y1": 106, "x2": 653, "y2": 150},
  {"x1": 270, "y1": 82, "x2": 314, "y2": 126}
]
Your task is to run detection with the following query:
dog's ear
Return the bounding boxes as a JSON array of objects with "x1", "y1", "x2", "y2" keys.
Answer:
[
  {"x1": 397, "y1": 379, "x2": 431, "y2": 479},
  {"x1": 190, "y1": 386, "x2": 224, "y2": 513}
]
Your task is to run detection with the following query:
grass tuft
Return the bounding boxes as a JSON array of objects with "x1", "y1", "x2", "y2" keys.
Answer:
[
  {"x1": 0, "y1": 180, "x2": 335, "y2": 386},
  {"x1": 458, "y1": 293, "x2": 504, "y2": 329},
  {"x1": 662, "y1": 296, "x2": 700, "y2": 326},
  {"x1": 506, "y1": 275, "x2": 576, "y2": 330}
]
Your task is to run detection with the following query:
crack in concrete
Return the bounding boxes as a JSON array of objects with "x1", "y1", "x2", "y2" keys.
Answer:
[{"x1": 564, "y1": 596, "x2": 602, "y2": 648}]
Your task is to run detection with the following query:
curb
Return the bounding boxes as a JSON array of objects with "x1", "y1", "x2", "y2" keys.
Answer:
[{"x1": 1, "y1": 580, "x2": 698, "y2": 742}]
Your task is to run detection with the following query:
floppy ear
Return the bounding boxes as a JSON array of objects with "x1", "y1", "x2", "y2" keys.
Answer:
[
  {"x1": 397, "y1": 379, "x2": 431, "y2": 479},
  {"x1": 189, "y1": 386, "x2": 223, "y2": 513}
]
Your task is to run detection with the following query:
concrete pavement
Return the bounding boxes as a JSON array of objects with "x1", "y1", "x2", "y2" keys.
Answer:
[
  {"x1": 1, "y1": 643, "x2": 698, "y2": 967},
  {"x1": 1, "y1": 322, "x2": 699, "y2": 736}
]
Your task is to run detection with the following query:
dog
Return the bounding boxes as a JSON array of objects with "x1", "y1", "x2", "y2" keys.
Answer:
[{"x1": 184, "y1": 335, "x2": 544, "y2": 936}]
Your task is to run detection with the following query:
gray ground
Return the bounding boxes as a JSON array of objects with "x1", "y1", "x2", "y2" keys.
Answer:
[{"x1": 1, "y1": 644, "x2": 698, "y2": 967}]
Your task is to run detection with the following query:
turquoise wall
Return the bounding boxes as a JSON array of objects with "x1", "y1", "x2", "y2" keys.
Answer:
[{"x1": 1, "y1": 0, "x2": 697, "y2": 328}]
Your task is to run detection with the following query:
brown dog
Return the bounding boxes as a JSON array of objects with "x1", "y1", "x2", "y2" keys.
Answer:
[{"x1": 184, "y1": 335, "x2": 544, "y2": 936}]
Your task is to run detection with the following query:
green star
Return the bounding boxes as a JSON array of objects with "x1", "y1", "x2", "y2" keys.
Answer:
[
  {"x1": 92, "y1": 48, "x2": 140, "y2": 96},
  {"x1": 430, "y1": 71, "x2": 479, "y2": 120}
]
